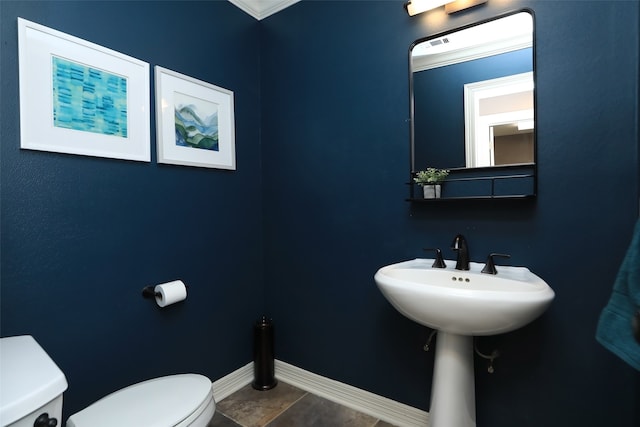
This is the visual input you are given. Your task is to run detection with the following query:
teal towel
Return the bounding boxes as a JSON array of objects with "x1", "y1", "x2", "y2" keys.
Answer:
[{"x1": 596, "y1": 218, "x2": 640, "y2": 370}]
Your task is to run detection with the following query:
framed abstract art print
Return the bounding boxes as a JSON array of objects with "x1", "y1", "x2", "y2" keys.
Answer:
[
  {"x1": 154, "y1": 66, "x2": 236, "y2": 170},
  {"x1": 18, "y1": 18, "x2": 150, "y2": 162}
]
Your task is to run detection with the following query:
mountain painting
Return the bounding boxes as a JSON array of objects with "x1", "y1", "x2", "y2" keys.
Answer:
[
  {"x1": 52, "y1": 56, "x2": 128, "y2": 137},
  {"x1": 174, "y1": 91, "x2": 219, "y2": 151}
]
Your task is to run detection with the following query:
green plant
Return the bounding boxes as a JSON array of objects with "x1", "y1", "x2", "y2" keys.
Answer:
[{"x1": 414, "y1": 168, "x2": 450, "y2": 185}]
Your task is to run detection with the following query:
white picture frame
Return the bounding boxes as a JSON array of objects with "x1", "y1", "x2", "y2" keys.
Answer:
[
  {"x1": 18, "y1": 18, "x2": 150, "y2": 162},
  {"x1": 154, "y1": 66, "x2": 236, "y2": 170}
]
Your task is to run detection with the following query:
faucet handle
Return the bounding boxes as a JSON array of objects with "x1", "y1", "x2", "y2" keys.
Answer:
[
  {"x1": 481, "y1": 253, "x2": 511, "y2": 275},
  {"x1": 423, "y1": 248, "x2": 446, "y2": 268}
]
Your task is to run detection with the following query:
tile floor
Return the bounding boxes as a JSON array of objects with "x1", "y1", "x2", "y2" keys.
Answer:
[{"x1": 209, "y1": 381, "x2": 398, "y2": 427}]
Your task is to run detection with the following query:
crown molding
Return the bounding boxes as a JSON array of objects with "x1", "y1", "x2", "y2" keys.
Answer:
[
  {"x1": 228, "y1": 0, "x2": 300, "y2": 20},
  {"x1": 413, "y1": 34, "x2": 532, "y2": 72}
]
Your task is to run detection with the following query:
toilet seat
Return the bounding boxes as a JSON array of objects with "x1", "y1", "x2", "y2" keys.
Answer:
[{"x1": 66, "y1": 374, "x2": 214, "y2": 427}]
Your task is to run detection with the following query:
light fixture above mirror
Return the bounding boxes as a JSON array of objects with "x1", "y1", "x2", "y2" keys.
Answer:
[{"x1": 405, "y1": 0, "x2": 487, "y2": 16}]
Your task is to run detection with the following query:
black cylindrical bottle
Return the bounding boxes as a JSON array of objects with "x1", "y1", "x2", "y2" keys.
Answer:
[{"x1": 252, "y1": 316, "x2": 277, "y2": 390}]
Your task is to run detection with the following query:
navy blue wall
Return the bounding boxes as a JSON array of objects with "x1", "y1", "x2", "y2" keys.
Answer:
[
  {"x1": 0, "y1": 0, "x2": 262, "y2": 420},
  {"x1": 414, "y1": 48, "x2": 533, "y2": 168},
  {"x1": 2, "y1": 1, "x2": 639, "y2": 426},
  {"x1": 262, "y1": 1, "x2": 639, "y2": 426}
]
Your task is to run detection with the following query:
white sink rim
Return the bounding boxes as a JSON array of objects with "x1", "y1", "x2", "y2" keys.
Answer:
[{"x1": 375, "y1": 258, "x2": 555, "y2": 335}]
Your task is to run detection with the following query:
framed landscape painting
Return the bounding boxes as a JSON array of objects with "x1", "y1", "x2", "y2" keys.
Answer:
[
  {"x1": 17, "y1": 18, "x2": 150, "y2": 162},
  {"x1": 154, "y1": 66, "x2": 236, "y2": 170}
]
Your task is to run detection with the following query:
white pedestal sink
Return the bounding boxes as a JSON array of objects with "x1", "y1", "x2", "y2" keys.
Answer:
[{"x1": 374, "y1": 258, "x2": 554, "y2": 427}]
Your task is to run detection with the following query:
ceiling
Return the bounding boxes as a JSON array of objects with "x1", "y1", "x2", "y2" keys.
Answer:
[{"x1": 228, "y1": 0, "x2": 300, "y2": 20}]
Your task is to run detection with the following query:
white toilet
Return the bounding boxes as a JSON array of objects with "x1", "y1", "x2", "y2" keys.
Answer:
[{"x1": 0, "y1": 336, "x2": 215, "y2": 427}]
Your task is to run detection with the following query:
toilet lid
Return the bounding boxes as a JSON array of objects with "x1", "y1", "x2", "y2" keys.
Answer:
[{"x1": 66, "y1": 374, "x2": 213, "y2": 427}]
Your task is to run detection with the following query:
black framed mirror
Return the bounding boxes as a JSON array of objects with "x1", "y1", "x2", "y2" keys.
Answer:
[{"x1": 409, "y1": 10, "x2": 537, "y2": 201}]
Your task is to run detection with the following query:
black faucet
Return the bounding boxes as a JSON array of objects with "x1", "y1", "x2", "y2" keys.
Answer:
[{"x1": 451, "y1": 234, "x2": 470, "y2": 270}]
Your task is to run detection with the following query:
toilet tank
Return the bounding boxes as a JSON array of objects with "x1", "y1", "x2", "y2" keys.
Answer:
[{"x1": 0, "y1": 336, "x2": 68, "y2": 427}]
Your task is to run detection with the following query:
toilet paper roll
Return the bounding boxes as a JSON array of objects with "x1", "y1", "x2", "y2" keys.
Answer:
[{"x1": 155, "y1": 280, "x2": 187, "y2": 307}]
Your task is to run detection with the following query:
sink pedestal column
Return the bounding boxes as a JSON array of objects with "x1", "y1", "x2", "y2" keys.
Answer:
[{"x1": 429, "y1": 332, "x2": 475, "y2": 427}]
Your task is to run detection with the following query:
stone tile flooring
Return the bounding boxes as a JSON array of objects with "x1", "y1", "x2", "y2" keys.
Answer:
[{"x1": 209, "y1": 381, "x2": 398, "y2": 427}]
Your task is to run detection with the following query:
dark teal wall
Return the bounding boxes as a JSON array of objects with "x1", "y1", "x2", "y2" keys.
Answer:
[
  {"x1": 262, "y1": 1, "x2": 639, "y2": 426},
  {"x1": 1, "y1": 0, "x2": 639, "y2": 426},
  {"x1": 0, "y1": 0, "x2": 262, "y2": 421}
]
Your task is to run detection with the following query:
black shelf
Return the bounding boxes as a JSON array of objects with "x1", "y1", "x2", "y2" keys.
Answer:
[
  {"x1": 408, "y1": 166, "x2": 536, "y2": 201},
  {"x1": 407, "y1": 194, "x2": 535, "y2": 202}
]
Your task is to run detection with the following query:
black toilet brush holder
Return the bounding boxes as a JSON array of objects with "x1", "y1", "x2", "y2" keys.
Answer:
[{"x1": 252, "y1": 316, "x2": 277, "y2": 390}]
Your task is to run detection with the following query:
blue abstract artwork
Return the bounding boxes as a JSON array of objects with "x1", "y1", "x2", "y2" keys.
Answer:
[
  {"x1": 52, "y1": 56, "x2": 128, "y2": 137},
  {"x1": 174, "y1": 92, "x2": 219, "y2": 151}
]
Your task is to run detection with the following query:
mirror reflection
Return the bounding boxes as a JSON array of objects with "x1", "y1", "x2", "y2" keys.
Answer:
[{"x1": 411, "y1": 11, "x2": 535, "y2": 172}]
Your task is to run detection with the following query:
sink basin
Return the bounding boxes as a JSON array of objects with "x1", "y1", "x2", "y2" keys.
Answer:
[
  {"x1": 375, "y1": 258, "x2": 555, "y2": 335},
  {"x1": 375, "y1": 258, "x2": 554, "y2": 427}
]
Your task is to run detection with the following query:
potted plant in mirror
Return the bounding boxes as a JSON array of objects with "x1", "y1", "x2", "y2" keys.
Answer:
[{"x1": 414, "y1": 168, "x2": 449, "y2": 199}]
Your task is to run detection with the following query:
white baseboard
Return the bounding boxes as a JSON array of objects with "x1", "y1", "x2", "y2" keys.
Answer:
[
  {"x1": 276, "y1": 360, "x2": 429, "y2": 427},
  {"x1": 211, "y1": 362, "x2": 254, "y2": 402},
  {"x1": 211, "y1": 360, "x2": 429, "y2": 427}
]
